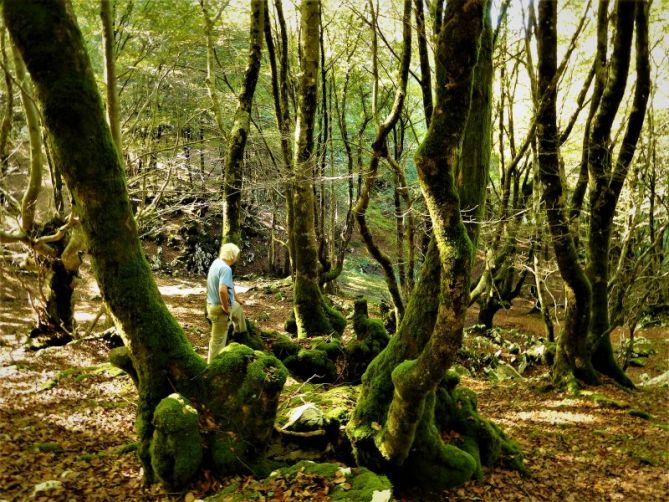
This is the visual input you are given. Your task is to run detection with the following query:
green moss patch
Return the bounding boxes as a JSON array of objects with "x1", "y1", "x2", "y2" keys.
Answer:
[{"x1": 150, "y1": 393, "x2": 203, "y2": 490}]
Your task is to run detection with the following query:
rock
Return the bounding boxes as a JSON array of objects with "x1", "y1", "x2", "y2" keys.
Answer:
[
  {"x1": 150, "y1": 393, "x2": 203, "y2": 490},
  {"x1": 633, "y1": 337, "x2": 654, "y2": 357},
  {"x1": 486, "y1": 362, "x2": 523, "y2": 382},
  {"x1": 639, "y1": 370, "x2": 669, "y2": 388},
  {"x1": 0, "y1": 365, "x2": 18, "y2": 377},
  {"x1": 450, "y1": 365, "x2": 472, "y2": 377},
  {"x1": 282, "y1": 403, "x2": 324, "y2": 432},
  {"x1": 60, "y1": 470, "x2": 77, "y2": 480},
  {"x1": 32, "y1": 480, "x2": 62, "y2": 496},
  {"x1": 527, "y1": 344, "x2": 546, "y2": 359}
]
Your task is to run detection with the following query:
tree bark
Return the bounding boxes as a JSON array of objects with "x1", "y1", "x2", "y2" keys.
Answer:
[
  {"x1": 536, "y1": 0, "x2": 598, "y2": 387},
  {"x1": 291, "y1": 0, "x2": 343, "y2": 338},
  {"x1": 347, "y1": 1, "x2": 521, "y2": 489},
  {"x1": 353, "y1": 0, "x2": 412, "y2": 320},
  {"x1": 100, "y1": 0, "x2": 122, "y2": 157},
  {"x1": 4, "y1": 0, "x2": 286, "y2": 488},
  {"x1": 221, "y1": 0, "x2": 265, "y2": 246},
  {"x1": 587, "y1": 1, "x2": 648, "y2": 388}
]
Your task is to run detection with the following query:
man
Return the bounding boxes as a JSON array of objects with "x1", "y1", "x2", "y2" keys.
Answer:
[{"x1": 206, "y1": 243, "x2": 247, "y2": 363}]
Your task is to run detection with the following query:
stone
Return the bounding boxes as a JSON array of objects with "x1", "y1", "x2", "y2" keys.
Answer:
[{"x1": 282, "y1": 403, "x2": 324, "y2": 432}]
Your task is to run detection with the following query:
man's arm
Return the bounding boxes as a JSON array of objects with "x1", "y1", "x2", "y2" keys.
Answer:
[
  {"x1": 233, "y1": 287, "x2": 243, "y2": 306},
  {"x1": 219, "y1": 285, "x2": 231, "y2": 315}
]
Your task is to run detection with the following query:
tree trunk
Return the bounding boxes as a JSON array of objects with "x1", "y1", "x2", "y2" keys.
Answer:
[
  {"x1": 265, "y1": 0, "x2": 296, "y2": 272},
  {"x1": 12, "y1": 45, "x2": 43, "y2": 234},
  {"x1": 347, "y1": 1, "x2": 521, "y2": 489},
  {"x1": 587, "y1": 1, "x2": 648, "y2": 388},
  {"x1": 291, "y1": 0, "x2": 343, "y2": 338},
  {"x1": 221, "y1": 0, "x2": 265, "y2": 246},
  {"x1": 100, "y1": 0, "x2": 122, "y2": 157},
  {"x1": 5, "y1": 0, "x2": 287, "y2": 489},
  {"x1": 414, "y1": 0, "x2": 432, "y2": 126},
  {"x1": 536, "y1": 0, "x2": 598, "y2": 387},
  {"x1": 0, "y1": 23, "x2": 13, "y2": 175},
  {"x1": 353, "y1": 0, "x2": 412, "y2": 321}
]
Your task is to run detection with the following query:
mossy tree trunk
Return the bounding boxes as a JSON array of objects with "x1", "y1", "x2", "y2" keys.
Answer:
[
  {"x1": 291, "y1": 0, "x2": 337, "y2": 338},
  {"x1": 4, "y1": 0, "x2": 287, "y2": 488},
  {"x1": 347, "y1": 2, "x2": 522, "y2": 490},
  {"x1": 100, "y1": 0, "x2": 122, "y2": 158},
  {"x1": 0, "y1": 23, "x2": 12, "y2": 174},
  {"x1": 536, "y1": 0, "x2": 598, "y2": 387},
  {"x1": 586, "y1": 1, "x2": 648, "y2": 389}
]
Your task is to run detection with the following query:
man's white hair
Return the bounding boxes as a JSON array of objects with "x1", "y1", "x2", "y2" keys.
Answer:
[{"x1": 220, "y1": 243, "x2": 241, "y2": 261}]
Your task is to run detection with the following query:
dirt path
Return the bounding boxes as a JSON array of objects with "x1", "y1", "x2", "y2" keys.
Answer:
[{"x1": 1, "y1": 269, "x2": 667, "y2": 501}]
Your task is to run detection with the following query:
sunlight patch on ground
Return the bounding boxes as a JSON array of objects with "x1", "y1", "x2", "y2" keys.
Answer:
[
  {"x1": 170, "y1": 306, "x2": 205, "y2": 318},
  {"x1": 158, "y1": 284, "x2": 205, "y2": 297},
  {"x1": 542, "y1": 398, "x2": 590, "y2": 409},
  {"x1": 511, "y1": 410, "x2": 597, "y2": 425},
  {"x1": 74, "y1": 311, "x2": 107, "y2": 323}
]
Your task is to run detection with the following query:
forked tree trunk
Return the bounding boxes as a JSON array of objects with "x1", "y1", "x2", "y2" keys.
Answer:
[
  {"x1": 536, "y1": 0, "x2": 598, "y2": 387},
  {"x1": 347, "y1": 1, "x2": 522, "y2": 490},
  {"x1": 586, "y1": 1, "x2": 648, "y2": 388},
  {"x1": 5, "y1": 0, "x2": 286, "y2": 489}
]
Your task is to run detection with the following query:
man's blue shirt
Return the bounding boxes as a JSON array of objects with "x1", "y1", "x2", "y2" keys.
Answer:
[{"x1": 207, "y1": 258, "x2": 235, "y2": 305}]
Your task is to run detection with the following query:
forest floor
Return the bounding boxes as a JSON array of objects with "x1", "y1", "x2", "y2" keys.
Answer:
[{"x1": 0, "y1": 262, "x2": 668, "y2": 502}]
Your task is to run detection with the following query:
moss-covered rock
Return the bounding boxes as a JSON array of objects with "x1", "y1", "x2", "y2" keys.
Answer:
[
  {"x1": 202, "y1": 344, "x2": 287, "y2": 475},
  {"x1": 345, "y1": 297, "x2": 390, "y2": 382},
  {"x1": 283, "y1": 348, "x2": 337, "y2": 383},
  {"x1": 228, "y1": 321, "x2": 265, "y2": 351},
  {"x1": 149, "y1": 394, "x2": 203, "y2": 490},
  {"x1": 269, "y1": 333, "x2": 301, "y2": 360},
  {"x1": 312, "y1": 336, "x2": 344, "y2": 360},
  {"x1": 284, "y1": 315, "x2": 298, "y2": 335},
  {"x1": 277, "y1": 383, "x2": 359, "y2": 429}
]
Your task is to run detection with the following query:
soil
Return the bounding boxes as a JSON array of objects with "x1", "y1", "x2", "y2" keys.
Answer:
[{"x1": 0, "y1": 260, "x2": 667, "y2": 501}]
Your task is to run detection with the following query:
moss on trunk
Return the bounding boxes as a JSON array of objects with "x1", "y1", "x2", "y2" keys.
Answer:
[
  {"x1": 290, "y1": 0, "x2": 345, "y2": 338},
  {"x1": 347, "y1": 4, "x2": 521, "y2": 489},
  {"x1": 4, "y1": 1, "x2": 287, "y2": 489}
]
